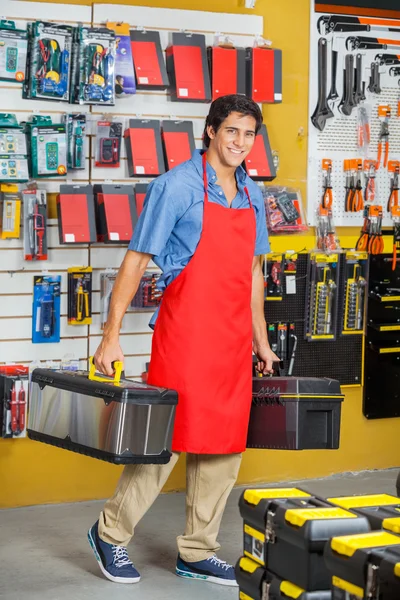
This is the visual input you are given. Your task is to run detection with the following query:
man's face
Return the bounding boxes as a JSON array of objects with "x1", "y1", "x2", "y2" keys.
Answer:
[{"x1": 207, "y1": 111, "x2": 257, "y2": 169}]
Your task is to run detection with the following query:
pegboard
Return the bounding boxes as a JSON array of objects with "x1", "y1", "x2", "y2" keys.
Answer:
[
  {"x1": 307, "y1": 6, "x2": 400, "y2": 227},
  {"x1": 0, "y1": 1, "x2": 263, "y2": 378},
  {"x1": 264, "y1": 253, "x2": 363, "y2": 385}
]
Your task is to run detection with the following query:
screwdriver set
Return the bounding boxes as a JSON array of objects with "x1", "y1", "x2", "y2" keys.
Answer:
[
  {"x1": 342, "y1": 251, "x2": 368, "y2": 335},
  {"x1": 130, "y1": 271, "x2": 162, "y2": 311},
  {"x1": 22, "y1": 188, "x2": 47, "y2": 260},
  {"x1": 32, "y1": 275, "x2": 61, "y2": 344},
  {"x1": 67, "y1": 267, "x2": 92, "y2": 326},
  {"x1": 0, "y1": 368, "x2": 29, "y2": 439},
  {"x1": 305, "y1": 252, "x2": 339, "y2": 341}
]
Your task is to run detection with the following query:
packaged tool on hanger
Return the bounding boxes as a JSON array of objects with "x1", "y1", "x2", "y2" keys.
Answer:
[
  {"x1": 356, "y1": 205, "x2": 384, "y2": 255},
  {"x1": 357, "y1": 104, "x2": 371, "y2": 151},
  {"x1": 377, "y1": 104, "x2": 391, "y2": 170},
  {"x1": 106, "y1": 22, "x2": 136, "y2": 96},
  {"x1": 73, "y1": 26, "x2": 116, "y2": 105},
  {"x1": 166, "y1": 32, "x2": 211, "y2": 102},
  {"x1": 94, "y1": 184, "x2": 137, "y2": 242},
  {"x1": 0, "y1": 20, "x2": 27, "y2": 83},
  {"x1": 265, "y1": 253, "x2": 283, "y2": 300},
  {"x1": 26, "y1": 115, "x2": 67, "y2": 178},
  {"x1": 135, "y1": 183, "x2": 148, "y2": 217},
  {"x1": 266, "y1": 323, "x2": 278, "y2": 354},
  {"x1": 325, "y1": 531, "x2": 400, "y2": 600},
  {"x1": 0, "y1": 126, "x2": 27, "y2": 155},
  {"x1": 207, "y1": 35, "x2": 246, "y2": 100},
  {"x1": 305, "y1": 252, "x2": 339, "y2": 341},
  {"x1": 57, "y1": 184, "x2": 97, "y2": 244},
  {"x1": 130, "y1": 29, "x2": 169, "y2": 90},
  {"x1": 32, "y1": 274, "x2": 61, "y2": 343},
  {"x1": 130, "y1": 271, "x2": 162, "y2": 311},
  {"x1": 391, "y1": 206, "x2": 400, "y2": 270},
  {"x1": 22, "y1": 188, "x2": 47, "y2": 260},
  {"x1": 342, "y1": 252, "x2": 368, "y2": 335},
  {"x1": 68, "y1": 267, "x2": 92, "y2": 325},
  {"x1": 27, "y1": 357, "x2": 178, "y2": 464},
  {"x1": 94, "y1": 120, "x2": 122, "y2": 168},
  {"x1": 24, "y1": 21, "x2": 72, "y2": 102},
  {"x1": 316, "y1": 206, "x2": 340, "y2": 252},
  {"x1": 321, "y1": 159, "x2": 333, "y2": 209},
  {"x1": 287, "y1": 323, "x2": 298, "y2": 376},
  {"x1": 246, "y1": 36, "x2": 282, "y2": 104},
  {"x1": 344, "y1": 159, "x2": 364, "y2": 212},
  {"x1": 364, "y1": 159, "x2": 378, "y2": 204},
  {"x1": 387, "y1": 160, "x2": 399, "y2": 213},
  {"x1": 63, "y1": 114, "x2": 86, "y2": 170},
  {"x1": 245, "y1": 124, "x2": 276, "y2": 181},
  {"x1": 284, "y1": 253, "x2": 298, "y2": 296},
  {"x1": 0, "y1": 367, "x2": 29, "y2": 439},
  {"x1": 100, "y1": 270, "x2": 117, "y2": 329},
  {"x1": 125, "y1": 119, "x2": 165, "y2": 177},
  {"x1": 0, "y1": 154, "x2": 29, "y2": 182},
  {"x1": 161, "y1": 120, "x2": 195, "y2": 170},
  {"x1": 263, "y1": 186, "x2": 307, "y2": 233},
  {"x1": 0, "y1": 184, "x2": 21, "y2": 239},
  {"x1": 0, "y1": 114, "x2": 28, "y2": 182}
]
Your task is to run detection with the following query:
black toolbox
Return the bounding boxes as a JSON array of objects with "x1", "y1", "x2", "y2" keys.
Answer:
[
  {"x1": 267, "y1": 574, "x2": 331, "y2": 599},
  {"x1": 328, "y1": 493, "x2": 400, "y2": 533},
  {"x1": 265, "y1": 504, "x2": 370, "y2": 591},
  {"x1": 248, "y1": 376, "x2": 344, "y2": 450},
  {"x1": 377, "y1": 546, "x2": 400, "y2": 600},
  {"x1": 324, "y1": 531, "x2": 400, "y2": 600},
  {"x1": 28, "y1": 362, "x2": 177, "y2": 464},
  {"x1": 239, "y1": 487, "x2": 325, "y2": 567}
]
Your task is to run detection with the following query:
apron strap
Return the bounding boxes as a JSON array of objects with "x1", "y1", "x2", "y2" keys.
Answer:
[
  {"x1": 203, "y1": 152, "x2": 253, "y2": 210},
  {"x1": 244, "y1": 186, "x2": 253, "y2": 210}
]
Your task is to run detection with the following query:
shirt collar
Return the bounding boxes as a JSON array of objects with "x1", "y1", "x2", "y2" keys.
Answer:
[{"x1": 191, "y1": 150, "x2": 248, "y2": 186}]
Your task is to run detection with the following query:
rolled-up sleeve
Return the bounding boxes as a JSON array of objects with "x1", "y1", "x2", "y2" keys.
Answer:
[
  {"x1": 129, "y1": 179, "x2": 177, "y2": 257},
  {"x1": 253, "y1": 187, "x2": 270, "y2": 255}
]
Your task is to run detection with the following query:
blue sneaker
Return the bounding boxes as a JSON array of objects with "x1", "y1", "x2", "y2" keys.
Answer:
[
  {"x1": 176, "y1": 554, "x2": 238, "y2": 586},
  {"x1": 87, "y1": 521, "x2": 141, "y2": 584}
]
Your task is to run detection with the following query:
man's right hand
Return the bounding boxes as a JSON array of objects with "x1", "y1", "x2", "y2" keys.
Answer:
[{"x1": 93, "y1": 336, "x2": 125, "y2": 377}]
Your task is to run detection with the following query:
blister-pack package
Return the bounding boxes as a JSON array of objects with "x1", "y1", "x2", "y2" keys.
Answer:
[
  {"x1": 0, "y1": 20, "x2": 28, "y2": 83},
  {"x1": 95, "y1": 120, "x2": 122, "y2": 168},
  {"x1": 63, "y1": 114, "x2": 86, "y2": 170},
  {"x1": 263, "y1": 185, "x2": 308, "y2": 234},
  {"x1": 23, "y1": 188, "x2": 47, "y2": 260}
]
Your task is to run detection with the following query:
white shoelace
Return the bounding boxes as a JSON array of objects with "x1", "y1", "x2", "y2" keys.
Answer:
[
  {"x1": 206, "y1": 555, "x2": 232, "y2": 571},
  {"x1": 112, "y1": 545, "x2": 133, "y2": 568}
]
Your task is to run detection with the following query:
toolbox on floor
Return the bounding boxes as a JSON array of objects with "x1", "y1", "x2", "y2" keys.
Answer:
[
  {"x1": 265, "y1": 505, "x2": 370, "y2": 591},
  {"x1": 324, "y1": 531, "x2": 400, "y2": 600},
  {"x1": 328, "y1": 494, "x2": 400, "y2": 532},
  {"x1": 236, "y1": 556, "x2": 268, "y2": 600},
  {"x1": 267, "y1": 574, "x2": 331, "y2": 599},
  {"x1": 27, "y1": 359, "x2": 177, "y2": 464},
  {"x1": 377, "y1": 546, "x2": 400, "y2": 600},
  {"x1": 247, "y1": 377, "x2": 344, "y2": 450},
  {"x1": 239, "y1": 488, "x2": 325, "y2": 567}
]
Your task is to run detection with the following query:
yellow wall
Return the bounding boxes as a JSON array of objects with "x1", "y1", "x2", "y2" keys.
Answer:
[{"x1": 2, "y1": 0, "x2": 400, "y2": 509}]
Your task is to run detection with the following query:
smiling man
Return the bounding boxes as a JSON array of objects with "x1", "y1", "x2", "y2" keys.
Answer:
[{"x1": 88, "y1": 94, "x2": 278, "y2": 587}]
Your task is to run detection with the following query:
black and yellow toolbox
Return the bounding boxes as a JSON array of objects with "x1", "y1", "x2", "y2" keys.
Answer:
[
  {"x1": 324, "y1": 531, "x2": 400, "y2": 600},
  {"x1": 263, "y1": 504, "x2": 370, "y2": 591},
  {"x1": 239, "y1": 487, "x2": 322, "y2": 567},
  {"x1": 328, "y1": 494, "x2": 400, "y2": 533},
  {"x1": 376, "y1": 546, "x2": 400, "y2": 599},
  {"x1": 235, "y1": 556, "x2": 332, "y2": 600},
  {"x1": 247, "y1": 377, "x2": 344, "y2": 450}
]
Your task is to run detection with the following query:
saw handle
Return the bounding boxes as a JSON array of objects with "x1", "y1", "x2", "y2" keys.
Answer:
[{"x1": 88, "y1": 356, "x2": 123, "y2": 386}]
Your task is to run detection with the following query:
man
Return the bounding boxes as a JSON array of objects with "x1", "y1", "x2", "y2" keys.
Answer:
[{"x1": 88, "y1": 94, "x2": 278, "y2": 586}]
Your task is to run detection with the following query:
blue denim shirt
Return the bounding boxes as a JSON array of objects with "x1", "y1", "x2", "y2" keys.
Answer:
[{"x1": 129, "y1": 150, "x2": 270, "y2": 328}]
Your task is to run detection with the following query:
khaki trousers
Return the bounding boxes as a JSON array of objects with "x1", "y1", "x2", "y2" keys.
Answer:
[{"x1": 98, "y1": 452, "x2": 242, "y2": 562}]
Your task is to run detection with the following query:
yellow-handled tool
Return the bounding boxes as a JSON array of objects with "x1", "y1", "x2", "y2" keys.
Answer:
[{"x1": 88, "y1": 356, "x2": 123, "y2": 386}]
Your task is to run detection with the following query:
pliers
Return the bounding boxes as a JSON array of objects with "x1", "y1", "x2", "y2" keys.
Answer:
[
  {"x1": 322, "y1": 165, "x2": 333, "y2": 209},
  {"x1": 377, "y1": 120, "x2": 390, "y2": 169},
  {"x1": 387, "y1": 166, "x2": 399, "y2": 212}
]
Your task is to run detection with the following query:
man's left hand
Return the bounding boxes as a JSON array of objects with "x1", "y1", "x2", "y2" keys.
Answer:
[{"x1": 253, "y1": 343, "x2": 280, "y2": 375}]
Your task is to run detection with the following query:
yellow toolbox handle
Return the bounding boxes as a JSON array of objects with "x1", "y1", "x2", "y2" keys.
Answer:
[{"x1": 88, "y1": 356, "x2": 123, "y2": 386}]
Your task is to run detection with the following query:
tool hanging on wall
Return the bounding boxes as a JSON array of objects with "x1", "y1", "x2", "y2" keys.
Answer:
[
  {"x1": 377, "y1": 105, "x2": 391, "y2": 169},
  {"x1": 311, "y1": 37, "x2": 333, "y2": 131},
  {"x1": 357, "y1": 105, "x2": 370, "y2": 150},
  {"x1": 63, "y1": 114, "x2": 86, "y2": 170},
  {"x1": 0, "y1": 184, "x2": 21, "y2": 239},
  {"x1": 32, "y1": 275, "x2": 61, "y2": 344},
  {"x1": 22, "y1": 188, "x2": 47, "y2": 260},
  {"x1": 339, "y1": 54, "x2": 356, "y2": 116},
  {"x1": 263, "y1": 186, "x2": 307, "y2": 234},
  {"x1": 391, "y1": 206, "x2": 400, "y2": 271},
  {"x1": 367, "y1": 61, "x2": 381, "y2": 94},
  {"x1": 316, "y1": 206, "x2": 340, "y2": 252},
  {"x1": 0, "y1": 367, "x2": 29, "y2": 439},
  {"x1": 265, "y1": 253, "x2": 283, "y2": 301},
  {"x1": 364, "y1": 160, "x2": 378, "y2": 204},
  {"x1": 344, "y1": 159, "x2": 363, "y2": 212},
  {"x1": 95, "y1": 120, "x2": 122, "y2": 168},
  {"x1": 347, "y1": 36, "x2": 400, "y2": 52},
  {"x1": 67, "y1": 267, "x2": 92, "y2": 325},
  {"x1": 357, "y1": 205, "x2": 384, "y2": 255},
  {"x1": 305, "y1": 253, "x2": 339, "y2": 342},
  {"x1": 287, "y1": 323, "x2": 297, "y2": 376},
  {"x1": 318, "y1": 15, "x2": 400, "y2": 35},
  {"x1": 321, "y1": 159, "x2": 333, "y2": 209},
  {"x1": 327, "y1": 48, "x2": 339, "y2": 106},
  {"x1": 130, "y1": 272, "x2": 162, "y2": 310},
  {"x1": 387, "y1": 160, "x2": 400, "y2": 212},
  {"x1": 342, "y1": 252, "x2": 368, "y2": 334},
  {"x1": 100, "y1": 270, "x2": 117, "y2": 329}
]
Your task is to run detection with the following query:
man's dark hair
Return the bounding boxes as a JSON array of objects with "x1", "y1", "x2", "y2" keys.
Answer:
[{"x1": 203, "y1": 94, "x2": 263, "y2": 148}]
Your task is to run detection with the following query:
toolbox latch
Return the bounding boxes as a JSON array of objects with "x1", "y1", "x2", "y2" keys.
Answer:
[
  {"x1": 262, "y1": 581, "x2": 270, "y2": 600},
  {"x1": 265, "y1": 510, "x2": 276, "y2": 544},
  {"x1": 366, "y1": 563, "x2": 379, "y2": 598}
]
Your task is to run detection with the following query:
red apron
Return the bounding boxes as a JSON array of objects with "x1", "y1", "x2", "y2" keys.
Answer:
[{"x1": 147, "y1": 153, "x2": 256, "y2": 453}]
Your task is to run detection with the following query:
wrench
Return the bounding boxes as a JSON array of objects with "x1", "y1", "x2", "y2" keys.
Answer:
[
  {"x1": 389, "y1": 66, "x2": 400, "y2": 77},
  {"x1": 340, "y1": 54, "x2": 355, "y2": 116},
  {"x1": 327, "y1": 48, "x2": 339, "y2": 103},
  {"x1": 347, "y1": 36, "x2": 400, "y2": 51},
  {"x1": 318, "y1": 15, "x2": 400, "y2": 35},
  {"x1": 353, "y1": 53, "x2": 364, "y2": 105},
  {"x1": 375, "y1": 53, "x2": 400, "y2": 66},
  {"x1": 311, "y1": 37, "x2": 334, "y2": 131},
  {"x1": 368, "y1": 61, "x2": 381, "y2": 94}
]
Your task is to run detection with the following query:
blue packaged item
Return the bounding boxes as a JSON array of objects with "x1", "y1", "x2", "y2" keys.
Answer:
[
  {"x1": 32, "y1": 275, "x2": 61, "y2": 343},
  {"x1": 107, "y1": 22, "x2": 136, "y2": 96}
]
